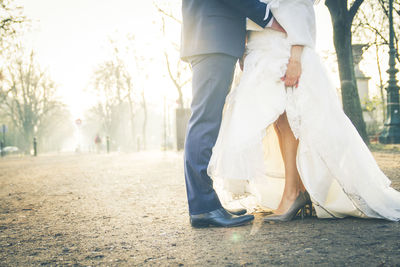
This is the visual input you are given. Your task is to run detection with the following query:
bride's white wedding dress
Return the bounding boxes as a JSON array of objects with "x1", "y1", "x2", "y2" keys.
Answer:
[{"x1": 207, "y1": 0, "x2": 400, "y2": 221}]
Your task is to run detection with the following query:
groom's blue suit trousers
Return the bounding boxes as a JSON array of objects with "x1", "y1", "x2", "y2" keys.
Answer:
[{"x1": 184, "y1": 53, "x2": 237, "y2": 215}]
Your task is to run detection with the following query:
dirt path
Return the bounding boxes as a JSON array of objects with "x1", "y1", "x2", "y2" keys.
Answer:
[{"x1": 0, "y1": 151, "x2": 399, "y2": 266}]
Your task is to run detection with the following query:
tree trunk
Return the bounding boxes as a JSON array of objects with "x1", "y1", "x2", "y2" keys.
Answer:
[
  {"x1": 127, "y1": 97, "x2": 136, "y2": 149},
  {"x1": 141, "y1": 91, "x2": 147, "y2": 150},
  {"x1": 177, "y1": 90, "x2": 184, "y2": 110},
  {"x1": 326, "y1": 0, "x2": 369, "y2": 143}
]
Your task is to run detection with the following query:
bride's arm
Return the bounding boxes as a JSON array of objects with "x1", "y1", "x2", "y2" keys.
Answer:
[
  {"x1": 275, "y1": 0, "x2": 315, "y2": 87},
  {"x1": 271, "y1": 0, "x2": 316, "y2": 48}
]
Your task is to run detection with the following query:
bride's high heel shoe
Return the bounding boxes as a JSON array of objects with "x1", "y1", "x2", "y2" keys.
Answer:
[
  {"x1": 303, "y1": 191, "x2": 313, "y2": 217},
  {"x1": 264, "y1": 191, "x2": 309, "y2": 222}
]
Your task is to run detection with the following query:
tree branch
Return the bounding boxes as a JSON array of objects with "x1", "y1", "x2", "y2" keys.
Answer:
[
  {"x1": 180, "y1": 78, "x2": 191, "y2": 88},
  {"x1": 164, "y1": 52, "x2": 180, "y2": 90},
  {"x1": 153, "y1": 2, "x2": 182, "y2": 24},
  {"x1": 349, "y1": 0, "x2": 364, "y2": 22}
]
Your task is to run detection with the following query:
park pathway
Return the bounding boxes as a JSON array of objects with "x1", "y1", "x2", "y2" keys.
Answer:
[{"x1": 0, "y1": 151, "x2": 399, "y2": 266}]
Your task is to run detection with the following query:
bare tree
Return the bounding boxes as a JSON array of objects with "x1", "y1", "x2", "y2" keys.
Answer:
[
  {"x1": 155, "y1": 2, "x2": 191, "y2": 109},
  {"x1": 89, "y1": 38, "x2": 148, "y2": 151},
  {"x1": 0, "y1": 0, "x2": 25, "y2": 89},
  {"x1": 325, "y1": 0, "x2": 369, "y2": 143},
  {"x1": 125, "y1": 35, "x2": 150, "y2": 150},
  {"x1": 162, "y1": 28, "x2": 191, "y2": 108},
  {"x1": 92, "y1": 60, "x2": 125, "y2": 141},
  {"x1": 353, "y1": 0, "x2": 400, "y2": 123},
  {"x1": 122, "y1": 71, "x2": 137, "y2": 148},
  {"x1": 154, "y1": 1, "x2": 192, "y2": 150},
  {"x1": 111, "y1": 43, "x2": 141, "y2": 150},
  {"x1": 0, "y1": 51, "x2": 63, "y2": 152},
  {"x1": 0, "y1": 0, "x2": 25, "y2": 46}
]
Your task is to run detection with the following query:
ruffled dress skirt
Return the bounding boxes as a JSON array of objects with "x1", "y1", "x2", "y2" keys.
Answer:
[{"x1": 207, "y1": 29, "x2": 400, "y2": 221}]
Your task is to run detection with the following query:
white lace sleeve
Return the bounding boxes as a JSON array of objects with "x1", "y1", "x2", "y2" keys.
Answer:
[{"x1": 270, "y1": 0, "x2": 316, "y2": 48}]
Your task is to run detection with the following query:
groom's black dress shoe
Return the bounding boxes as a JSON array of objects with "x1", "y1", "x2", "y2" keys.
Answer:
[
  {"x1": 190, "y1": 208, "x2": 254, "y2": 228},
  {"x1": 226, "y1": 208, "x2": 247, "y2": 216}
]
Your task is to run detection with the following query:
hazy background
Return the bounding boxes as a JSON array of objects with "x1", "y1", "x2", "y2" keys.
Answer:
[{"x1": 0, "y1": 0, "x2": 396, "y2": 154}]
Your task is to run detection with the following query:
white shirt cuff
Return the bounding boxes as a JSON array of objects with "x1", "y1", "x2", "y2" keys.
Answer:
[
  {"x1": 263, "y1": 3, "x2": 274, "y2": 27},
  {"x1": 264, "y1": 2, "x2": 270, "y2": 18},
  {"x1": 266, "y1": 17, "x2": 274, "y2": 28}
]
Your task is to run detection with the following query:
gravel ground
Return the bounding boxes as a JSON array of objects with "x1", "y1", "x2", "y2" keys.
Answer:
[{"x1": 0, "y1": 150, "x2": 399, "y2": 266}]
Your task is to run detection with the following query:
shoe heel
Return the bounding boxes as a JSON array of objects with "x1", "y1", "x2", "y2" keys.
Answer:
[
  {"x1": 301, "y1": 207, "x2": 305, "y2": 220},
  {"x1": 190, "y1": 219, "x2": 209, "y2": 228},
  {"x1": 307, "y1": 202, "x2": 313, "y2": 217}
]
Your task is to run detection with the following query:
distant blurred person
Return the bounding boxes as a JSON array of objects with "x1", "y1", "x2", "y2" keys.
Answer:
[{"x1": 94, "y1": 134, "x2": 102, "y2": 153}]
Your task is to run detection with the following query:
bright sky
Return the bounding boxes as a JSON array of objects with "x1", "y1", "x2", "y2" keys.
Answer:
[
  {"x1": 19, "y1": 0, "x2": 171, "y2": 120},
  {"x1": 17, "y1": 1, "x2": 379, "y2": 121}
]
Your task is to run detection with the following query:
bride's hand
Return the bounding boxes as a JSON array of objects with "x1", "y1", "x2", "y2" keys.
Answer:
[
  {"x1": 281, "y1": 58, "x2": 301, "y2": 88},
  {"x1": 281, "y1": 45, "x2": 304, "y2": 88}
]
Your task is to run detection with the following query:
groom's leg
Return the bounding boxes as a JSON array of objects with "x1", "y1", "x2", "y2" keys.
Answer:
[{"x1": 184, "y1": 53, "x2": 237, "y2": 215}]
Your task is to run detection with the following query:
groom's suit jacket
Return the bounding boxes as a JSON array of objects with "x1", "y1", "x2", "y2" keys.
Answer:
[{"x1": 181, "y1": 0, "x2": 272, "y2": 61}]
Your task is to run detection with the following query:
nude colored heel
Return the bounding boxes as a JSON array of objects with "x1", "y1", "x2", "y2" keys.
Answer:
[{"x1": 264, "y1": 191, "x2": 308, "y2": 222}]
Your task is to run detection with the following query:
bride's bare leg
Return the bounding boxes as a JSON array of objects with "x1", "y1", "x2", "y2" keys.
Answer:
[
  {"x1": 273, "y1": 112, "x2": 305, "y2": 215},
  {"x1": 273, "y1": 123, "x2": 286, "y2": 163}
]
